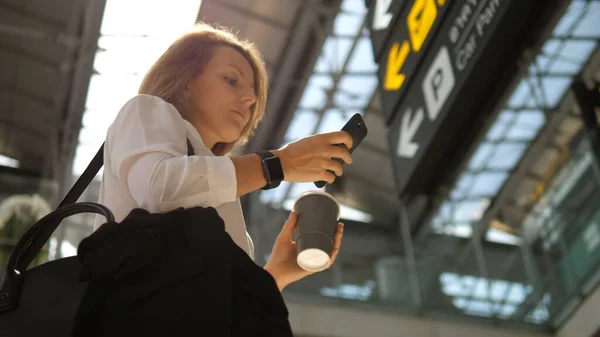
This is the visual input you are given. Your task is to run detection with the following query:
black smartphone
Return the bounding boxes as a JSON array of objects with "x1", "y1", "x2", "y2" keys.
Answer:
[{"x1": 314, "y1": 113, "x2": 368, "y2": 188}]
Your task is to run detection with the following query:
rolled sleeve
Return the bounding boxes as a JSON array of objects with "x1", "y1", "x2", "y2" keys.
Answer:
[{"x1": 205, "y1": 156, "x2": 237, "y2": 203}]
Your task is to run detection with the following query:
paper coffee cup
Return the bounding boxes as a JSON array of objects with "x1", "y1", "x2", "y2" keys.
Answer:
[{"x1": 293, "y1": 190, "x2": 340, "y2": 272}]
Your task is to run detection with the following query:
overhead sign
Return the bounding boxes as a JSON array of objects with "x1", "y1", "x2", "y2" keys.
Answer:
[
  {"x1": 365, "y1": 0, "x2": 407, "y2": 62},
  {"x1": 375, "y1": 0, "x2": 453, "y2": 124},
  {"x1": 388, "y1": 0, "x2": 513, "y2": 194}
]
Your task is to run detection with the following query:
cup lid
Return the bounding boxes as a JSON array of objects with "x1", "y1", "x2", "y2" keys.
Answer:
[
  {"x1": 297, "y1": 248, "x2": 330, "y2": 272},
  {"x1": 293, "y1": 190, "x2": 340, "y2": 220}
]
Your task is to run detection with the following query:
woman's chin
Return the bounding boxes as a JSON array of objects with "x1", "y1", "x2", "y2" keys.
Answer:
[{"x1": 218, "y1": 128, "x2": 243, "y2": 144}]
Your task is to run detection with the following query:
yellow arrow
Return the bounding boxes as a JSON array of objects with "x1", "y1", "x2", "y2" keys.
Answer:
[{"x1": 384, "y1": 40, "x2": 410, "y2": 91}]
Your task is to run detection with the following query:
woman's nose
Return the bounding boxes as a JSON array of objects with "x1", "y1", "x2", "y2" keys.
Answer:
[{"x1": 241, "y1": 87, "x2": 257, "y2": 108}]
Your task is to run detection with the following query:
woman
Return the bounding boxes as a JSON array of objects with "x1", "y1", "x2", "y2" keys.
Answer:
[{"x1": 95, "y1": 23, "x2": 353, "y2": 291}]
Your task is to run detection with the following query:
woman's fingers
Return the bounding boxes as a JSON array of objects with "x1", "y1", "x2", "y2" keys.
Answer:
[
  {"x1": 321, "y1": 170, "x2": 336, "y2": 184},
  {"x1": 277, "y1": 211, "x2": 297, "y2": 242},
  {"x1": 321, "y1": 131, "x2": 353, "y2": 149},
  {"x1": 328, "y1": 145, "x2": 353, "y2": 164},
  {"x1": 323, "y1": 158, "x2": 344, "y2": 177},
  {"x1": 329, "y1": 222, "x2": 344, "y2": 267}
]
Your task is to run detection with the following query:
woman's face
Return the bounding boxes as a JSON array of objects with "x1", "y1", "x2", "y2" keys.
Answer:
[{"x1": 185, "y1": 45, "x2": 257, "y2": 149}]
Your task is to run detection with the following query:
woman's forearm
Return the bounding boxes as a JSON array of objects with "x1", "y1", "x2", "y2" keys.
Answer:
[{"x1": 230, "y1": 154, "x2": 268, "y2": 197}]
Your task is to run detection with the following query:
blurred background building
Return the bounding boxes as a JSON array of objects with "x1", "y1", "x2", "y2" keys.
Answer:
[{"x1": 1, "y1": 0, "x2": 600, "y2": 336}]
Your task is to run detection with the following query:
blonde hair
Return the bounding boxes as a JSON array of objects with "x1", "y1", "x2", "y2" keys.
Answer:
[{"x1": 139, "y1": 22, "x2": 268, "y2": 155}]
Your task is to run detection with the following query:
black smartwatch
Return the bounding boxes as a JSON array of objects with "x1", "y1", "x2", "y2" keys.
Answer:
[{"x1": 255, "y1": 151, "x2": 284, "y2": 190}]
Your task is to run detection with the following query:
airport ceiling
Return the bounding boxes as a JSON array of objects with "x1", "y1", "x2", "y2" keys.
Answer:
[{"x1": 1, "y1": 0, "x2": 600, "y2": 238}]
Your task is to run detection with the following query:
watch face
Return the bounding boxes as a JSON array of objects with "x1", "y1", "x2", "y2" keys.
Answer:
[{"x1": 265, "y1": 156, "x2": 284, "y2": 183}]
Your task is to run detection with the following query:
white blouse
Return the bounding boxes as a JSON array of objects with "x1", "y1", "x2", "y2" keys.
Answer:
[{"x1": 93, "y1": 94, "x2": 254, "y2": 259}]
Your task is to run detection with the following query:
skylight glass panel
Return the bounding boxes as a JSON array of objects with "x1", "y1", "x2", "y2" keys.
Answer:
[
  {"x1": 552, "y1": 1, "x2": 585, "y2": 36},
  {"x1": 506, "y1": 283, "x2": 529, "y2": 303},
  {"x1": 298, "y1": 84, "x2": 328, "y2": 110},
  {"x1": 534, "y1": 54, "x2": 552, "y2": 70},
  {"x1": 490, "y1": 280, "x2": 510, "y2": 301},
  {"x1": 452, "y1": 199, "x2": 490, "y2": 222},
  {"x1": 283, "y1": 110, "x2": 319, "y2": 142},
  {"x1": 556, "y1": 40, "x2": 596, "y2": 65},
  {"x1": 498, "y1": 304, "x2": 517, "y2": 317},
  {"x1": 540, "y1": 77, "x2": 572, "y2": 106},
  {"x1": 468, "y1": 143, "x2": 495, "y2": 170},
  {"x1": 316, "y1": 108, "x2": 346, "y2": 134},
  {"x1": 334, "y1": 74, "x2": 378, "y2": 107},
  {"x1": 504, "y1": 110, "x2": 545, "y2": 140},
  {"x1": 486, "y1": 143, "x2": 527, "y2": 170},
  {"x1": 334, "y1": 90, "x2": 372, "y2": 108},
  {"x1": 504, "y1": 125, "x2": 539, "y2": 141},
  {"x1": 469, "y1": 171, "x2": 509, "y2": 197},
  {"x1": 338, "y1": 74, "x2": 378, "y2": 95},
  {"x1": 572, "y1": 3, "x2": 600, "y2": 37},
  {"x1": 507, "y1": 82, "x2": 530, "y2": 107},
  {"x1": 341, "y1": 0, "x2": 368, "y2": 15},
  {"x1": 435, "y1": 201, "x2": 454, "y2": 220},
  {"x1": 547, "y1": 59, "x2": 584, "y2": 74},
  {"x1": 542, "y1": 39, "x2": 562, "y2": 55},
  {"x1": 314, "y1": 55, "x2": 331, "y2": 73},
  {"x1": 441, "y1": 272, "x2": 535, "y2": 319},
  {"x1": 309, "y1": 73, "x2": 335, "y2": 88},
  {"x1": 486, "y1": 118, "x2": 512, "y2": 141},
  {"x1": 333, "y1": 12, "x2": 363, "y2": 36},
  {"x1": 451, "y1": 173, "x2": 476, "y2": 199},
  {"x1": 347, "y1": 37, "x2": 378, "y2": 72},
  {"x1": 319, "y1": 36, "x2": 355, "y2": 71},
  {"x1": 472, "y1": 278, "x2": 490, "y2": 300},
  {"x1": 514, "y1": 109, "x2": 545, "y2": 128}
]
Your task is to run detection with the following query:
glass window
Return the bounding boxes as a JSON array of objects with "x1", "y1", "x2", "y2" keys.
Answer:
[
  {"x1": 470, "y1": 171, "x2": 509, "y2": 197},
  {"x1": 298, "y1": 84, "x2": 328, "y2": 110},
  {"x1": 284, "y1": 110, "x2": 319, "y2": 141},
  {"x1": 452, "y1": 199, "x2": 491, "y2": 222},
  {"x1": 333, "y1": 12, "x2": 363, "y2": 36},
  {"x1": 347, "y1": 38, "x2": 378, "y2": 72},
  {"x1": 486, "y1": 143, "x2": 527, "y2": 170},
  {"x1": 317, "y1": 109, "x2": 346, "y2": 133},
  {"x1": 468, "y1": 143, "x2": 495, "y2": 170}
]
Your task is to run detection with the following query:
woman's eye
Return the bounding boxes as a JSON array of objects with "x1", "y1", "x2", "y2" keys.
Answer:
[{"x1": 224, "y1": 76, "x2": 237, "y2": 87}]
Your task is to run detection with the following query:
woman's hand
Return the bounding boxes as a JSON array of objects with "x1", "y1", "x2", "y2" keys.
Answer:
[
  {"x1": 264, "y1": 211, "x2": 343, "y2": 291},
  {"x1": 272, "y1": 131, "x2": 354, "y2": 185}
]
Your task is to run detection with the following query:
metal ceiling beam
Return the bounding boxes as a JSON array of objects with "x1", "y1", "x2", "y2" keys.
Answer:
[
  {"x1": 0, "y1": 41, "x2": 65, "y2": 71},
  {"x1": 0, "y1": 23, "x2": 80, "y2": 47},
  {"x1": 0, "y1": 118, "x2": 48, "y2": 140},
  {"x1": 56, "y1": 0, "x2": 106, "y2": 190},
  {"x1": 0, "y1": 2, "x2": 67, "y2": 31},
  {"x1": 0, "y1": 83, "x2": 55, "y2": 107}
]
